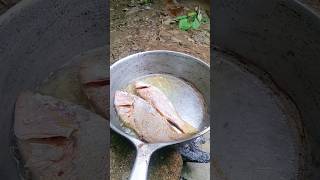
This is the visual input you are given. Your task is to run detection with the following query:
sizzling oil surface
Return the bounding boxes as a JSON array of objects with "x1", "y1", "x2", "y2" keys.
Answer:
[{"x1": 124, "y1": 74, "x2": 206, "y2": 132}]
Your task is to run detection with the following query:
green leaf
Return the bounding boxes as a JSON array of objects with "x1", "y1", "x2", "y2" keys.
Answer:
[
  {"x1": 178, "y1": 18, "x2": 191, "y2": 31},
  {"x1": 176, "y1": 15, "x2": 187, "y2": 21},
  {"x1": 191, "y1": 18, "x2": 201, "y2": 29},
  {"x1": 187, "y1": 11, "x2": 197, "y2": 17},
  {"x1": 197, "y1": 11, "x2": 202, "y2": 22}
]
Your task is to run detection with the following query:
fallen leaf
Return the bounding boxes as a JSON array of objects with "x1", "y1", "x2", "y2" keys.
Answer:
[
  {"x1": 187, "y1": 11, "x2": 197, "y2": 17},
  {"x1": 178, "y1": 18, "x2": 191, "y2": 31},
  {"x1": 191, "y1": 18, "x2": 200, "y2": 29}
]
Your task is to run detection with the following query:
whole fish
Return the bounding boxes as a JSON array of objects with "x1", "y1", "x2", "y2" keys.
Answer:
[
  {"x1": 134, "y1": 81, "x2": 197, "y2": 134},
  {"x1": 15, "y1": 92, "x2": 108, "y2": 180},
  {"x1": 114, "y1": 91, "x2": 188, "y2": 143}
]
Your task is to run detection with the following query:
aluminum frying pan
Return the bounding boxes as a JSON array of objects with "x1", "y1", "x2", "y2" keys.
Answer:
[{"x1": 110, "y1": 50, "x2": 210, "y2": 180}]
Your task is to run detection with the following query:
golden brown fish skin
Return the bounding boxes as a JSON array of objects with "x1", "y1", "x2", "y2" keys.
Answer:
[
  {"x1": 114, "y1": 91, "x2": 187, "y2": 143},
  {"x1": 134, "y1": 81, "x2": 197, "y2": 134}
]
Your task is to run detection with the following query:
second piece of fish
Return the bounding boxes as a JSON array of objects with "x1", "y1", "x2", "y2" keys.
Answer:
[
  {"x1": 114, "y1": 91, "x2": 188, "y2": 143},
  {"x1": 134, "y1": 81, "x2": 197, "y2": 134}
]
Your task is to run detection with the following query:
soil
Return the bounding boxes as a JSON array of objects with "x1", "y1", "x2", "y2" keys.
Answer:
[
  {"x1": 110, "y1": 0, "x2": 210, "y2": 65},
  {"x1": 110, "y1": 132, "x2": 183, "y2": 180}
]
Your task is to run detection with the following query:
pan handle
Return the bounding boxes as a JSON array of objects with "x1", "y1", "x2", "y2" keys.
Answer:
[{"x1": 129, "y1": 143, "x2": 159, "y2": 180}]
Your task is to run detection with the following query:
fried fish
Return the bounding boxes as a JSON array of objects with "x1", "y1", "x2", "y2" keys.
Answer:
[
  {"x1": 135, "y1": 81, "x2": 197, "y2": 134},
  {"x1": 114, "y1": 91, "x2": 188, "y2": 143}
]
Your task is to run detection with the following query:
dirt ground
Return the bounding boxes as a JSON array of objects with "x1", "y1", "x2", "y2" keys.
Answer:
[{"x1": 110, "y1": 0, "x2": 210, "y2": 65}]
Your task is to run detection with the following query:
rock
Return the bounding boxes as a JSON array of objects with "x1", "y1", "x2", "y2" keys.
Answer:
[{"x1": 177, "y1": 135, "x2": 210, "y2": 163}]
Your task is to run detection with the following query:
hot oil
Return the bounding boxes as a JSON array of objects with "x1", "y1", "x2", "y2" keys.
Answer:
[{"x1": 125, "y1": 74, "x2": 178, "y2": 95}]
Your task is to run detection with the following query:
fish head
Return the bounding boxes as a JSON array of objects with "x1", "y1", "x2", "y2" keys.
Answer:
[{"x1": 114, "y1": 91, "x2": 134, "y2": 106}]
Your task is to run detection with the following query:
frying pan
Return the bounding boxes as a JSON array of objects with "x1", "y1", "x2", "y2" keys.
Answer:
[
  {"x1": 213, "y1": 0, "x2": 320, "y2": 179},
  {"x1": 110, "y1": 50, "x2": 210, "y2": 180}
]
